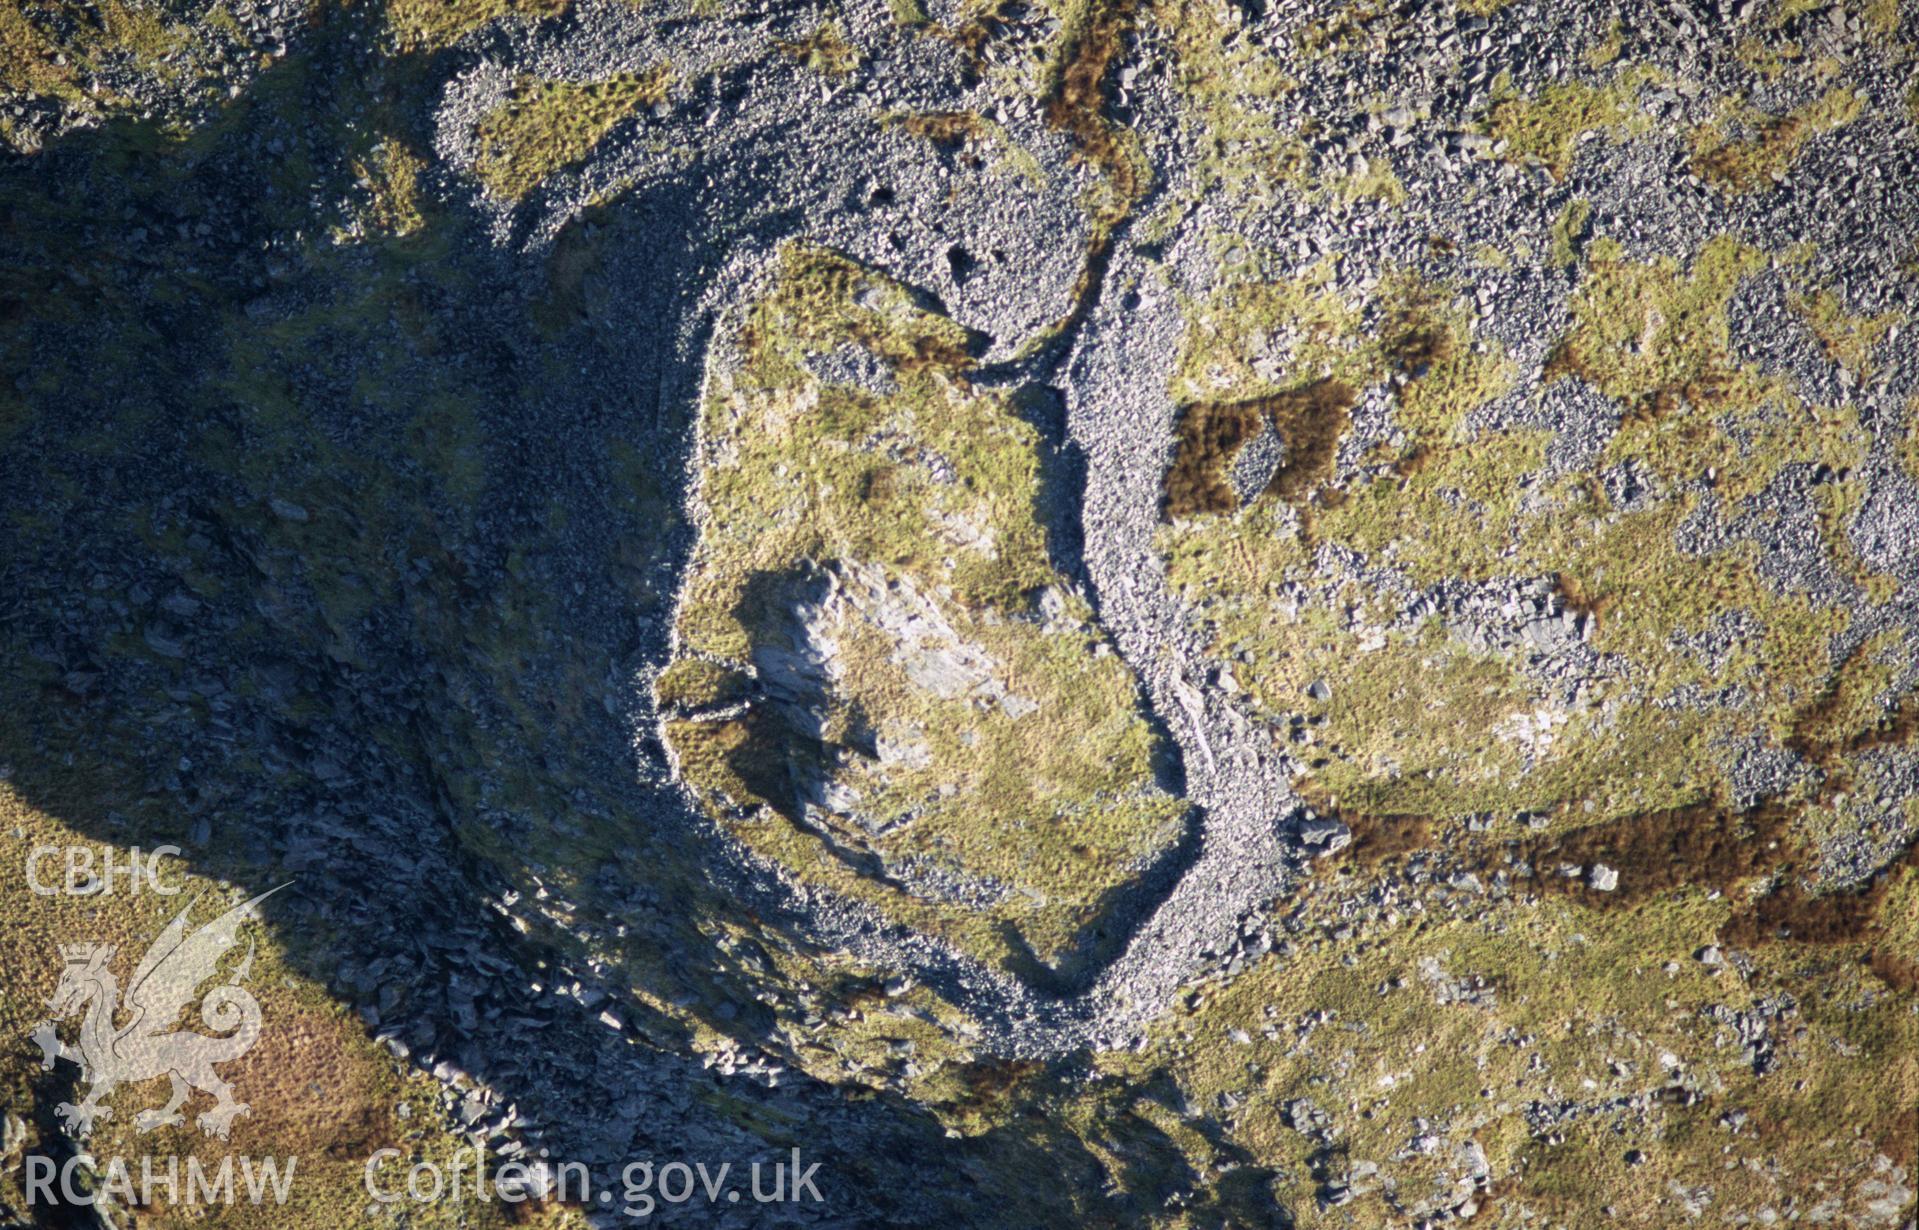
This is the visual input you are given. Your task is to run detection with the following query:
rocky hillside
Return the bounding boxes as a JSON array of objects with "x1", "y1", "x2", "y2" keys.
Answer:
[{"x1": 1, "y1": 0, "x2": 1915, "y2": 1226}]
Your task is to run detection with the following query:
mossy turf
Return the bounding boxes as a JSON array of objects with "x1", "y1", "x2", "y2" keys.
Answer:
[
  {"x1": 1484, "y1": 67, "x2": 1663, "y2": 181},
  {"x1": 1143, "y1": 873, "x2": 1916, "y2": 1226},
  {"x1": 667, "y1": 244, "x2": 1188, "y2": 978},
  {"x1": 1691, "y1": 87, "x2": 1866, "y2": 194},
  {"x1": 1158, "y1": 227, "x2": 1905, "y2": 824},
  {"x1": 472, "y1": 68, "x2": 671, "y2": 201},
  {"x1": 778, "y1": 21, "x2": 861, "y2": 78},
  {"x1": 384, "y1": 0, "x2": 568, "y2": 52}
]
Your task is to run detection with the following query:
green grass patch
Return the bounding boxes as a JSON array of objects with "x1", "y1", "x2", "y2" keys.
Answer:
[
  {"x1": 667, "y1": 244, "x2": 1188, "y2": 977},
  {"x1": 1692, "y1": 87, "x2": 1865, "y2": 193},
  {"x1": 472, "y1": 68, "x2": 671, "y2": 201}
]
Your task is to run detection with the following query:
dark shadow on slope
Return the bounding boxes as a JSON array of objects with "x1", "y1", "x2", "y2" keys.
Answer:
[
  {"x1": 962, "y1": 387, "x2": 1197, "y2": 996},
  {"x1": 0, "y1": 6, "x2": 1290, "y2": 1227},
  {"x1": 15, "y1": 1065, "x2": 101, "y2": 1230},
  {"x1": 1006, "y1": 383, "x2": 1089, "y2": 591},
  {"x1": 996, "y1": 802, "x2": 1203, "y2": 1000},
  {"x1": 715, "y1": 562, "x2": 1202, "y2": 998}
]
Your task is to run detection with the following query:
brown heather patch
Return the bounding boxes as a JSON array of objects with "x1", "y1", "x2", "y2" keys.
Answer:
[
  {"x1": 217, "y1": 1004, "x2": 396, "y2": 1160},
  {"x1": 845, "y1": 317, "x2": 980, "y2": 376},
  {"x1": 1351, "y1": 620, "x2": 1919, "y2": 973},
  {"x1": 1266, "y1": 380, "x2": 1355, "y2": 501},
  {"x1": 1540, "y1": 339, "x2": 1583, "y2": 386},
  {"x1": 927, "y1": 0, "x2": 1017, "y2": 65},
  {"x1": 1552, "y1": 571, "x2": 1616, "y2": 633},
  {"x1": 1721, "y1": 840, "x2": 1919, "y2": 982},
  {"x1": 1542, "y1": 334, "x2": 1743, "y2": 429},
  {"x1": 1162, "y1": 380, "x2": 1356, "y2": 518},
  {"x1": 1020, "y1": 0, "x2": 1147, "y2": 355},
  {"x1": 1307, "y1": 697, "x2": 1919, "y2": 993},
  {"x1": 1163, "y1": 400, "x2": 1263, "y2": 517},
  {"x1": 1725, "y1": 874, "x2": 1877, "y2": 947},
  {"x1": 777, "y1": 22, "x2": 861, "y2": 78},
  {"x1": 1042, "y1": 0, "x2": 1142, "y2": 209},
  {"x1": 1381, "y1": 311, "x2": 1453, "y2": 378},
  {"x1": 944, "y1": 1055, "x2": 1045, "y2": 1116},
  {"x1": 1518, "y1": 798, "x2": 1796, "y2": 905},
  {"x1": 860, "y1": 461, "x2": 904, "y2": 507},
  {"x1": 1390, "y1": 443, "x2": 1432, "y2": 478},
  {"x1": 1315, "y1": 794, "x2": 1797, "y2": 897},
  {"x1": 891, "y1": 109, "x2": 992, "y2": 150},
  {"x1": 1692, "y1": 88, "x2": 1865, "y2": 193},
  {"x1": 1870, "y1": 948, "x2": 1919, "y2": 994},
  {"x1": 1786, "y1": 654, "x2": 1919, "y2": 776},
  {"x1": 1294, "y1": 601, "x2": 1919, "y2": 899},
  {"x1": 1465, "y1": 1174, "x2": 1518, "y2": 1223},
  {"x1": 1342, "y1": 811, "x2": 1434, "y2": 866}
]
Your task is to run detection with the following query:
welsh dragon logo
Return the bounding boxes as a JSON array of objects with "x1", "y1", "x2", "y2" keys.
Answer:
[{"x1": 29, "y1": 885, "x2": 288, "y2": 1140}]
